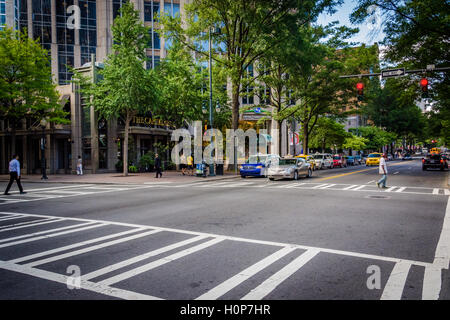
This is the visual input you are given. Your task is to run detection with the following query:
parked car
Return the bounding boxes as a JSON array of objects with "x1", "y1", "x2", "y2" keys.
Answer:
[
  {"x1": 365, "y1": 153, "x2": 383, "y2": 166},
  {"x1": 345, "y1": 156, "x2": 355, "y2": 166},
  {"x1": 422, "y1": 154, "x2": 448, "y2": 171},
  {"x1": 333, "y1": 155, "x2": 347, "y2": 168},
  {"x1": 312, "y1": 153, "x2": 333, "y2": 169},
  {"x1": 240, "y1": 154, "x2": 280, "y2": 178},
  {"x1": 295, "y1": 154, "x2": 317, "y2": 171},
  {"x1": 268, "y1": 157, "x2": 312, "y2": 180},
  {"x1": 387, "y1": 154, "x2": 393, "y2": 161}
]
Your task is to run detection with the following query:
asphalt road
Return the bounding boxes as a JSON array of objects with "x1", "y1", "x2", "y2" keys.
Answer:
[{"x1": 0, "y1": 159, "x2": 448, "y2": 300}]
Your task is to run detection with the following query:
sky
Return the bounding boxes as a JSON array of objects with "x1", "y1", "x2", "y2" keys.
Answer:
[{"x1": 316, "y1": 0, "x2": 386, "y2": 46}]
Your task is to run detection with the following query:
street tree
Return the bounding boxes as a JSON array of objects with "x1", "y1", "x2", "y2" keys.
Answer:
[
  {"x1": 309, "y1": 117, "x2": 350, "y2": 152},
  {"x1": 0, "y1": 28, "x2": 68, "y2": 155},
  {"x1": 354, "y1": 126, "x2": 397, "y2": 152},
  {"x1": 76, "y1": 3, "x2": 158, "y2": 176},
  {"x1": 160, "y1": 0, "x2": 341, "y2": 130}
]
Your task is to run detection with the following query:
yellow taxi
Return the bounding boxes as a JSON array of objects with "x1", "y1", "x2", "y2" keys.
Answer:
[
  {"x1": 430, "y1": 147, "x2": 440, "y2": 155},
  {"x1": 365, "y1": 153, "x2": 383, "y2": 166},
  {"x1": 295, "y1": 154, "x2": 317, "y2": 171}
]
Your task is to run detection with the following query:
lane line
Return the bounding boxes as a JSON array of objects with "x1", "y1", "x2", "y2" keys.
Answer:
[
  {"x1": 0, "y1": 223, "x2": 105, "y2": 249},
  {"x1": 23, "y1": 229, "x2": 161, "y2": 267},
  {"x1": 0, "y1": 260, "x2": 162, "y2": 300},
  {"x1": 0, "y1": 221, "x2": 97, "y2": 244},
  {"x1": 196, "y1": 247, "x2": 296, "y2": 300},
  {"x1": 0, "y1": 212, "x2": 433, "y2": 267},
  {"x1": 0, "y1": 218, "x2": 63, "y2": 232},
  {"x1": 422, "y1": 195, "x2": 450, "y2": 299},
  {"x1": 82, "y1": 235, "x2": 209, "y2": 281},
  {"x1": 380, "y1": 261, "x2": 411, "y2": 300},
  {"x1": 241, "y1": 249, "x2": 319, "y2": 300},
  {"x1": 0, "y1": 217, "x2": 55, "y2": 230},
  {"x1": 0, "y1": 214, "x2": 26, "y2": 221},
  {"x1": 395, "y1": 187, "x2": 406, "y2": 193},
  {"x1": 10, "y1": 227, "x2": 147, "y2": 264},
  {"x1": 99, "y1": 238, "x2": 225, "y2": 286}
]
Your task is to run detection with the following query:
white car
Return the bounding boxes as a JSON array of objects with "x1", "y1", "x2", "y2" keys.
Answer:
[{"x1": 312, "y1": 153, "x2": 333, "y2": 169}]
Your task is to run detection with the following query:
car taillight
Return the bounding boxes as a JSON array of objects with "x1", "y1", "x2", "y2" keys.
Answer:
[
  {"x1": 422, "y1": 159, "x2": 425, "y2": 163},
  {"x1": 440, "y1": 160, "x2": 444, "y2": 163}
]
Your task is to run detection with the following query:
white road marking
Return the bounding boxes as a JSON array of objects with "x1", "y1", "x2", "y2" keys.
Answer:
[
  {"x1": 393, "y1": 172, "x2": 399, "y2": 175},
  {"x1": 0, "y1": 223, "x2": 105, "y2": 248},
  {"x1": 285, "y1": 183, "x2": 306, "y2": 188},
  {"x1": 8, "y1": 185, "x2": 92, "y2": 194},
  {"x1": 99, "y1": 238, "x2": 225, "y2": 286},
  {"x1": 395, "y1": 187, "x2": 406, "y2": 193},
  {"x1": 385, "y1": 186, "x2": 397, "y2": 192},
  {"x1": 433, "y1": 188, "x2": 439, "y2": 195},
  {"x1": 82, "y1": 235, "x2": 208, "y2": 281},
  {"x1": 320, "y1": 184, "x2": 336, "y2": 189},
  {"x1": 0, "y1": 221, "x2": 97, "y2": 244},
  {"x1": 380, "y1": 261, "x2": 411, "y2": 300},
  {"x1": 0, "y1": 217, "x2": 55, "y2": 230},
  {"x1": 24, "y1": 229, "x2": 161, "y2": 267},
  {"x1": 366, "y1": 180, "x2": 375, "y2": 184},
  {"x1": 241, "y1": 249, "x2": 319, "y2": 300},
  {"x1": 0, "y1": 260, "x2": 162, "y2": 300},
  {"x1": 10, "y1": 227, "x2": 147, "y2": 264},
  {"x1": 0, "y1": 214, "x2": 25, "y2": 221},
  {"x1": 0, "y1": 211, "x2": 433, "y2": 268},
  {"x1": 445, "y1": 189, "x2": 450, "y2": 196},
  {"x1": 422, "y1": 195, "x2": 450, "y2": 299},
  {"x1": 352, "y1": 185, "x2": 366, "y2": 191},
  {"x1": 0, "y1": 218, "x2": 63, "y2": 232},
  {"x1": 196, "y1": 247, "x2": 296, "y2": 300},
  {"x1": 343, "y1": 185, "x2": 358, "y2": 190},
  {"x1": 312, "y1": 184, "x2": 328, "y2": 189}
]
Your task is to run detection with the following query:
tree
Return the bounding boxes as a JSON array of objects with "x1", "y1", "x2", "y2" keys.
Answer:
[
  {"x1": 160, "y1": 0, "x2": 340, "y2": 130},
  {"x1": 343, "y1": 135, "x2": 368, "y2": 151},
  {"x1": 309, "y1": 117, "x2": 350, "y2": 152},
  {"x1": 77, "y1": 3, "x2": 158, "y2": 176},
  {"x1": 355, "y1": 126, "x2": 397, "y2": 151},
  {"x1": 0, "y1": 28, "x2": 68, "y2": 155}
]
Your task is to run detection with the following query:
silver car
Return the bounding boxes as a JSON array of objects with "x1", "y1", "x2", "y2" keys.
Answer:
[
  {"x1": 313, "y1": 153, "x2": 333, "y2": 169},
  {"x1": 268, "y1": 158, "x2": 312, "y2": 180}
]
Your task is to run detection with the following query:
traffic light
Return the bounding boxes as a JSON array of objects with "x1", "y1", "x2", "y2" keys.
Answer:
[
  {"x1": 420, "y1": 78, "x2": 428, "y2": 98},
  {"x1": 356, "y1": 82, "x2": 364, "y2": 101}
]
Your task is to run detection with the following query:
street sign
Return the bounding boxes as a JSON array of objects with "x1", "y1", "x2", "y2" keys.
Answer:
[{"x1": 381, "y1": 68, "x2": 405, "y2": 78}]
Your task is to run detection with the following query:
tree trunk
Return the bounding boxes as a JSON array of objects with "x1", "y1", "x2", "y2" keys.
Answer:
[
  {"x1": 123, "y1": 112, "x2": 130, "y2": 177},
  {"x1": 231, "y1": 80, "x2": 240, "y2": 131},
  {"x1": 11, "y1": 124, "x2": 16, "y2": 157},
  {"x1": 303, "y1": 123, "x2": 309, "y2": 155},
  {"x1": 277, "y1": 120, "x2": 282, "y2": 156}
]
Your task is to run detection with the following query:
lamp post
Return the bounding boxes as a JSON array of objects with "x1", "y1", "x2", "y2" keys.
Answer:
[
  {"x1": 40, "y1": 118, "x2": 48, "y2": 180},
  {"x1": 208, "y1": 26, "x2": 221, "y2": 176}
]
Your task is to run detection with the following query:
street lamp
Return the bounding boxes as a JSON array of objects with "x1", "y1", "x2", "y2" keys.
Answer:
[
  {"x1": 40, "y1": 118, "x2": 48, "y2": 180},
  {"x1": 208, "y1": 26, "x2": 221, "y2": 176}
]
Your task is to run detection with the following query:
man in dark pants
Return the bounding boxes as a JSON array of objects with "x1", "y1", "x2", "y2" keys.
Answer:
[
  {"x1": 4, "y1": 154, "x2": 26, "y2": 195},
  {"x1": 155, "y1": 153, "x2": 162, "y2": 178}
]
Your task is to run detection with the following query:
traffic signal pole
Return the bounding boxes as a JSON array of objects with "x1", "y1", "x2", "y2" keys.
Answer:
[{"x1": 339, "y1": 66, "x2": 450, "y2": 79}]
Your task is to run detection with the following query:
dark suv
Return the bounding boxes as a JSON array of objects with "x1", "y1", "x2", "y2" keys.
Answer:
[{"x1": 422, "y1": 154, "x2": 448, "y2": 171}]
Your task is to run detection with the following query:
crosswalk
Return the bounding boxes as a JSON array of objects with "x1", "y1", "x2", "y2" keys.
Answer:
[
  {"x1": 0, "y1": 181, "x2": 448, "y2": 206},
  {"x1": 0, "y1": 211, "x2": 445, "y2": 300}
]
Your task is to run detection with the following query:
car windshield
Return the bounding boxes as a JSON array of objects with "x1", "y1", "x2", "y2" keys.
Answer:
[
  {"x1": 279, "y1": 159, "x2": 297, "y2": 165},
  {"x1": 313, "y1": 155, "x2": 323, "y2": 159},
  {"x1": 333, "y1": 156, "x2": 341, "y2": 160},
  {"x1": 368, "y1": 154, "x2": 381, "y2": 158},
  {"x1": 247, "y1": 155, "x2": 267, "y2": 163}
]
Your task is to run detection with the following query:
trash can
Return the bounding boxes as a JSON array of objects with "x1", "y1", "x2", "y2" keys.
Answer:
[
  {"x1": 196, "y1": 163, "x2": 204, "y2": 177},
  {"x1": 216, "y1": 164, "x2": 224, "y2": 175}
]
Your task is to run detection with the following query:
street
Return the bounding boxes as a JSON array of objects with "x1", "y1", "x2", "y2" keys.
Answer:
[{"x1": 0, "y1": 158, "x2": 448, "y2": 300}]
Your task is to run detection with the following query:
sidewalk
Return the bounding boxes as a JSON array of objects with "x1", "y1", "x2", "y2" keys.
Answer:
[{"x1": 0, "y1": 170, "x2": 240, "y2": 185}]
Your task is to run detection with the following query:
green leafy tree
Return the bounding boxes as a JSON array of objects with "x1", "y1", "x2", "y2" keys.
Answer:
[
  {"x1": 76, "y1": 3, "x2": 158, "y2": 176},
  {"x1": 355, "y1": 126, "x2": 397, "y2": 151},
  {"x1": 0, "y1": 28, "x2": 68, "y2": 155},
  {"x1": 160, "y1": 0, "x2": 340, "y2": 130},
  {"x1": 343, "y1": 135, "x2": 368, "y2": 151},
  {"x1": 309, "y1": 117, "x2": 350, "y2": 152}
]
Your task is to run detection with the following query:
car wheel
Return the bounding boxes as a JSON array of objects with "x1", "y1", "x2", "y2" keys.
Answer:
[
  {"x1": 294, "y1": 171, "x2": 299, "y2": 180},
  {"x1": 241, "y1": 175, "x2": 246, "y2": 178},
  {"x1": 269, "y1": 177, "x2": 274, "y2": 181},
  {"x1": 321, "y1": 163, "x2": 324, "y2": 170},
  {"x1": 422, "y1": 166, "x2": 426, "y2": 171},
  {"x1": 307, "y1": 169, "x2": 312, "y2": 178}
]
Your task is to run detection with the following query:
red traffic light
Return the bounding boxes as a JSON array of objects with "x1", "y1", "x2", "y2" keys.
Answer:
[
  {"x1": 356, "y1": 82, "x2": 364, "y2": 90},
  {"x1": 420, "y1": 78, "x2": 428, "y2": 87}
]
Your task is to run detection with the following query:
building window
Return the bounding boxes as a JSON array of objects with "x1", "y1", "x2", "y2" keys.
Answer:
[
  {"x1": 164, "y1": 1, "x2": 180, "y2": 18},
  {"x1": 146, "y1": 55, "x2": 160, "y2": 70},
  {"x1": 32, "y1": 0, "x2": 51, "y2": 51},
  {"x1": 56, "y1": 0, "x2": 74, "y2": 84},
  {"x1": 80, "y1": 0, "x2": 97, "y2": 66},
  {"x1": 113, "y1": 0, "x2": 128, "y2": 20},
  {"x1": 144, "y1": 0, "x2": 160, "y2": 22},
  {"x1": 147, "y1": 29, "x2": 160, "y2": 49},
  {"x1": 242, "y1": 64, "x2": 254, "y2": 105},
  {"x1": 19, "y1": 0, "x2": 27, "y2": 32},
  {"x1": 0, "y1": 1, "x2": 6, "y2": 30}
]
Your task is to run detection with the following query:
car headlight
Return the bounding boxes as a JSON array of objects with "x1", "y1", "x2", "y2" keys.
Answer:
[{"x1": 256, "y1": 165, "x2": 263, "y2": 169}]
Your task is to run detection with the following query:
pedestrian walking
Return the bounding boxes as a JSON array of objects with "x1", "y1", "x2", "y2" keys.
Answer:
[
  {"x1": 187, "y1": 154, "x2": 194, "y2": 176},
  {"x1": 180, "y1": 154, "x2": 187, "y2": 175},
  {"x1": 76, "y1": 156, "x2": 83, "y2": 175},
  {"x1": 4, "y1": 154, "x2": 26, "y2": 195},
  {"x1": 155, "y1": 153, "x2": 162, "y2": 178},
  {"x1": 376, "y1": 153, "x2": 388, "y2": 189}
]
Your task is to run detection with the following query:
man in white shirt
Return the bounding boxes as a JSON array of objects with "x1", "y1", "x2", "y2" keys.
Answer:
[{"x1": 376, "y1": 153, "x2": 388, "y2": 188}]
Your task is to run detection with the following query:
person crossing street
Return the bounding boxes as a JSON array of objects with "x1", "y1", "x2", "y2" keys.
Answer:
[
  {"x1": 376, "y1": 153, "x2": 388, "y2": 189},
  {"x1": 4, "y1": 154, "x2": 26, "y2": 195}
]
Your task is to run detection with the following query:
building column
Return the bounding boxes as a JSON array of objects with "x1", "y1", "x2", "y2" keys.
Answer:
[
  {"x1": 51, "y1": 0, "x2": 58, "y2": 83},
  {"x1": 71, "y1": 87, "x2": 82, "y2": 174},
  {"x1": 74, "y1": 0, "x2": 81, "y2": 68},
  {"x1": 90, "y1": 105, "x2": 99, "y2": 174}
]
